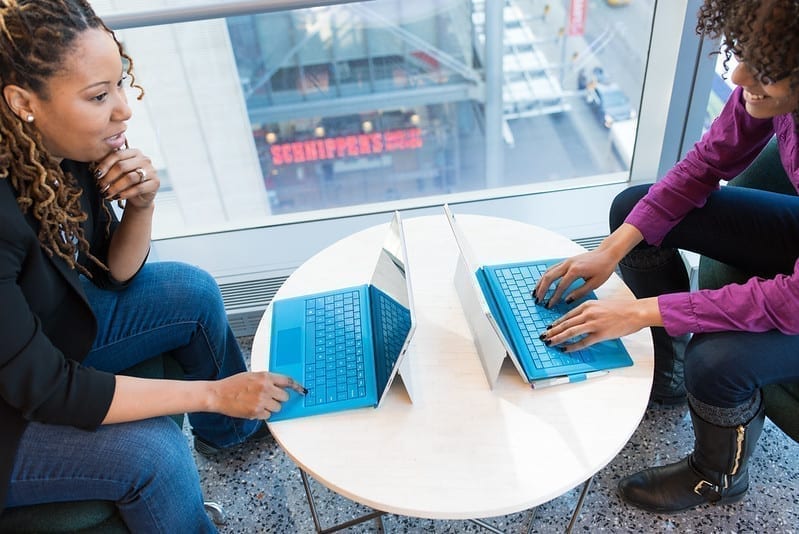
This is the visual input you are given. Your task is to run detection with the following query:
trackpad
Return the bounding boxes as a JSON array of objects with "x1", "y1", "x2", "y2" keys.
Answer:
[{"x1": 275, "y1": 327, "x2": 302, "y2": 367}]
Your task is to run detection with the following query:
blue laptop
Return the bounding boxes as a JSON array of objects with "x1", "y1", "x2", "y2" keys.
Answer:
[
  {"x1": 268, "y1": 212, "x2": 416, "y2": 421},
  {"x1": 444, "y1": 204, "x2": 633, "y2": 386}
]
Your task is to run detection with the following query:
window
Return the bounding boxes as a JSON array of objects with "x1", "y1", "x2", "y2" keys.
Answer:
[{"x1": 91, "y1": 1, "x2": 706, "y2": 299}]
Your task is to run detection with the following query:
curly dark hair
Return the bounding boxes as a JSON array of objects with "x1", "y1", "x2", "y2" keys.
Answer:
[
  {"x1": 697, "y1": 0, "x2": 799, "y2": 121},
  {"x1": 0, "y1": 0, "x2": 143, "y2": 275}
]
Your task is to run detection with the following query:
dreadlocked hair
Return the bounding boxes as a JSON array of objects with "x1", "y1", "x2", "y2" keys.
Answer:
[
  {"x1": 0, "y1": 0, "x2": 143, "y2": 276},
  {"x1": 697, "y1": 0, "x2": 799, "y2": 124}
]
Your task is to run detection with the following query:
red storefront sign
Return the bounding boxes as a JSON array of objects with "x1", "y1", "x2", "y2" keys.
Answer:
[
  {"x1": 568, "y1": 0, "x2": 587, "y2": 36},
  {"x1": 269, "y1": 127, "x2": 423, "y2": 167}
]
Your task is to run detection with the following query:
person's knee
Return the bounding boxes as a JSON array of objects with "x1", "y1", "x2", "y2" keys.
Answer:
[
  {"x1": 114, "y1": 418, "x2": 208, "y2": 531},
  {"x1": 155, "y1": 262, "x2": 225, "y2": 315},
  {"x1": 121, "y1": 418, "x2": 199, "y2": 494},
  {"x1": 609, "y1": 184, "x2": 650, "y2": 232},
  {"x1": 684, "y1": 333, "x2": 753, "y2": 406}
]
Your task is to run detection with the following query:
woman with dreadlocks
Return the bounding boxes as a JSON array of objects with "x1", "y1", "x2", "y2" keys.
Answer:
[
  {"x1": 534, "y1": 0, "x2": 799, "y2": 513},
  {"x1": 0, "y1": 1, "x2": 303, "y2": 530}
]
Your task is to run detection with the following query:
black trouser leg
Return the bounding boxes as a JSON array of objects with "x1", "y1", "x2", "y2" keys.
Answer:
[{"x1": 617, "y1": 248, "x2": 690, "y2": 404}]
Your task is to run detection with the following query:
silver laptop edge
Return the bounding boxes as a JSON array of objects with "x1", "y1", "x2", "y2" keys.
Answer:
[
  {"x1": 376, "y1": 211, "x2": 417, "y2": 406},
  {"x1": 443, "y1": 204, "x2": 529, "y2": 387}
]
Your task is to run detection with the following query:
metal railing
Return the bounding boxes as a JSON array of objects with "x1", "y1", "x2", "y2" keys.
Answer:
[{"x1": 103, "y1": 0, "x2": 368, "y2": 29}]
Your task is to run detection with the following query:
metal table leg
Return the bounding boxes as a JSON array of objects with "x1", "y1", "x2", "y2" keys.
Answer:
[
  {"x1": 299, "y1": 468, "x2": 387, "y2": 534},
  {"x1": 469, "y1": 506, "x2": 537, "y2": 534},
  {"x1": 565, "y1": 476, "x2": 593, "y2": 533},
  {"x1": 469, "y1": 475, "x2": 592, "y2": 534},
  {"x1": 299, "y1": 469, "x2": 591, "y2": 534}
]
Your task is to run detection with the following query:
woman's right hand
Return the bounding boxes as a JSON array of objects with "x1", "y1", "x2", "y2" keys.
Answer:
[
  {"x1": 94, "y1": 145, "x2": 159, "y2": 209},
  {"x1": 209, "y1": 371, "x2": 306, "y2": 420},
  {"x1": 533, "y1": 223, "x2": 644, "y2": 307},
  {"x1": 533, "y1": 248, "x2": 620, "y2": 307}
]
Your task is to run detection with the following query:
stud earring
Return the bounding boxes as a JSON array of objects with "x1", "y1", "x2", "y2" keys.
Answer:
[{"x1": 25, "y1": 114, "x2": 34, "y2": 123}]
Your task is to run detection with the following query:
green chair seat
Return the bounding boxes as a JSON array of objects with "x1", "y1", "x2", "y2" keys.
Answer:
[
  {"x1": 696, "y1": 136, "x2": 799, "y2": 444},
  {"x1": 0, "y1": 500, "x2": 125, "y2": 534},
  {"x1": 762, "y1": 382, "x2": 799, "y2": 440}
]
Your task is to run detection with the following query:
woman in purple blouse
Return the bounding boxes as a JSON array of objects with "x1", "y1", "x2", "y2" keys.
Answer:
[{"x1": 535, "y1": 0, "x2": 799, "y2": 514}]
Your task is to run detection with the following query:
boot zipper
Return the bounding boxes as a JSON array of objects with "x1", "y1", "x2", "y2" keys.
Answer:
[{"x1": 731, "y1": 424, "x2": 745, "y2": 475}]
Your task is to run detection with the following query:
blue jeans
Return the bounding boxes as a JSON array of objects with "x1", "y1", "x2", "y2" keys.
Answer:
[
  {"x1": 9, "y1": 418, "x2": 215, "y2": 533},
  {"x1": 7, "y1": 261, "x2": 261, "y2": 531},
  {"x1": 81, "y1": 261, "x2": 260, "y2": 447},
  {"x1": 611, "y1": 185, "x2": 799, "y2": 407}
]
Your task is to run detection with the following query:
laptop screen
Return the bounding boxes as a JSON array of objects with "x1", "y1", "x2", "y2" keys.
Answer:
[
  {"x1": 444, "y1": 204, "x2": 529, "y2": 386},
  {"x1": 369, "y1": 213, "x2": 411, "y2": 308},
  {"x1": 369, "y1": 212, "x2": 417, "y2": 404}
]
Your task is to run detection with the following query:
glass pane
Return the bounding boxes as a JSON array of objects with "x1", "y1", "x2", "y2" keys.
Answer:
[
  {"x1": 703, "y1": 52, "x2": 737, "y2": 134},
  {"x1": 495, "y1": 0, "x2": 649, "y2": 176},
  {"x1": 92, "y1": 0, "x2": 655, "y2": 239}
]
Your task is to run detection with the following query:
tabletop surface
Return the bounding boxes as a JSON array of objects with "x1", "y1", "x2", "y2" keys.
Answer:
[{"x1": 252, "y1": 213, "x2": 653, "y2": 520}]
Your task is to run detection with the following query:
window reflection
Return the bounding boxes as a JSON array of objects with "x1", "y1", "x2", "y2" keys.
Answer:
[{"x1": 93, "y1": 0, "x2": 655, "y2": 238}]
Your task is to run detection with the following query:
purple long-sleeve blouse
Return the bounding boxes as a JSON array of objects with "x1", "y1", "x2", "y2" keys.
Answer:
[{"x1": 625, "y1": 86, "x2": 799, "y2": 336}]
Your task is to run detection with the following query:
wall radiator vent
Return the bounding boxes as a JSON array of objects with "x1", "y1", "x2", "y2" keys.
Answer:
[
  {"x1": 220, "y1": 275, "x2": 289, "y2": 338},
  {"x1": 573, "y1": 235, "x2": 606, "y2": 251}
]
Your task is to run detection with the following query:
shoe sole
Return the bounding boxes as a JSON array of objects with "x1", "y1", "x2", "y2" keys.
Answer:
[{"x1": 616, "y1": 486, "x2": 747, "y2": 514}]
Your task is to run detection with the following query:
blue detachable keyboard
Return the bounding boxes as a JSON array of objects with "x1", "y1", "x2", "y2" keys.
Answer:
[
  {"x1": 371, "y1": 288, "x2": 412, "y2": 388},
  {"x1": 493, "y1": 263, "x2": 595, "y2": 369},
  {"x1": 303, "y1": 291, "x2": 367, "y2": 406}
]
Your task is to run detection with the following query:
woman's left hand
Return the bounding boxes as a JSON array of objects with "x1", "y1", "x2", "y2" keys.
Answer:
[
  {"x1": 541, "y1": 297, "x2": 661, "y2": 352},
  {"x1": 94, "y1": 146, "x2": 159, "y2": 209}
]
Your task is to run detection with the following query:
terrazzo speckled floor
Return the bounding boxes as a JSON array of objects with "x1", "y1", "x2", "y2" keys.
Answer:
[{"x1": 192, "y1": 337, "x2": 798, "y2": 533}]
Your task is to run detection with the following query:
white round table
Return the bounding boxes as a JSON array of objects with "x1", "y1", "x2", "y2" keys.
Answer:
[{"x1": 251, "y1": 213, "x2": 652, "y2": 527}]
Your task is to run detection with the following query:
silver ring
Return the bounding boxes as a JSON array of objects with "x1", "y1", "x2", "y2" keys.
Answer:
[{"x1": 135, "y1": 167, "x2": 147, "y2": 183}]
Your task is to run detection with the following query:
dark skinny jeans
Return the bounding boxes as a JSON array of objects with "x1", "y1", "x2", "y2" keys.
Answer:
[{"x1": 610, "y1": 184, "x2": 799, "y2": 408}]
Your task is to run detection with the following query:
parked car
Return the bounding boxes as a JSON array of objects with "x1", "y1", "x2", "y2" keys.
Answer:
[
  {"x1": 577, "y1": 66, "x2": 610, "y2": 90},
  {"x1": 589, "y1": 84, "x2": 636, "y2": 128}
]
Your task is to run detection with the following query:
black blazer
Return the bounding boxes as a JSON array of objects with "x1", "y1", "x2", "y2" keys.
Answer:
[{"x1": 0, "y1": 161, "x2": 125, "y2": 511}]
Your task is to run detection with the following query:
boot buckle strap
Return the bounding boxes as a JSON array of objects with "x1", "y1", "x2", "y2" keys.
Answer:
[{"x1": 693, "y1": 480, "x2": 722, "y2": 502}]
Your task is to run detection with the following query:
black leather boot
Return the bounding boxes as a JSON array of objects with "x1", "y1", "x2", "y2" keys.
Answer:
[
  {"x1": 618, "y1": 400, "x2": 765, "y2": 513},
  {"x1": 649, "y1": 327, "x2": 689, "y2": 404},
  {"x1": 618, "y1": 248, "x2": 690, "y2": 405}
]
